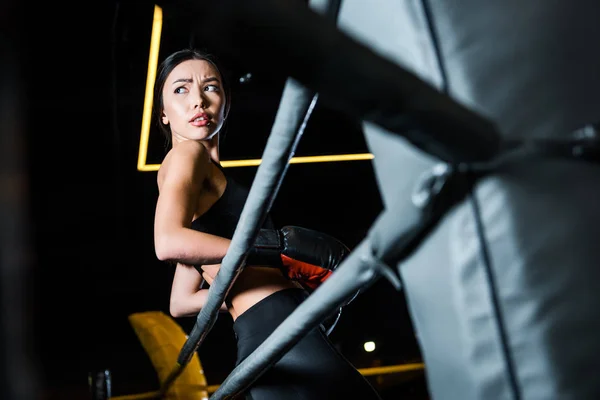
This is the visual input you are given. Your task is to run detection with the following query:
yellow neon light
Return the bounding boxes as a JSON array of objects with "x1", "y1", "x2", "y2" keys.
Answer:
[
  {"x1": 357, "y1": 362, "x2": 425, "y2": 377},
  {"x1": 137, "y1": 153, "x2": 374, "y2": 172},
  {"x1": 136, "y1": 5, "x2": 374, "y2": 172},
  {"x1": 137, "y1": 5, "x2": 163, "y2": 171}
]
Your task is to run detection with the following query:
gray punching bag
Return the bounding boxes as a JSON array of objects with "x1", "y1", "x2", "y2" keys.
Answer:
[{"x1": 337, "y1": 1, "x2": 600, "y2": 399}]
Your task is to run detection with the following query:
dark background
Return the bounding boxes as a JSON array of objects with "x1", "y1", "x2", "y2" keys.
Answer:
[{"x1": 3, "y1": 1, "x2": 428, "y2": 398}]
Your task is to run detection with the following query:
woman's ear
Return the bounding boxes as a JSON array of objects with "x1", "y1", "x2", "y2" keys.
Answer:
[{"x1": 161, "y1": 113, "x2": 169, "y2": 125}]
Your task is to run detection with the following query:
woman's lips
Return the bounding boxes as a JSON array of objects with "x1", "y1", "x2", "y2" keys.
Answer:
[
  {"x1": 190, "y1": 117, "x2": 210, "y2": 127},
  {"x1": 189, "y1": 112, "x2": 211, "y2": 127}
]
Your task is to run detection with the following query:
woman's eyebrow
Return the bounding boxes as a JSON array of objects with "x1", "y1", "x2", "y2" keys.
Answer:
[
  {"x1": 170, "y1": 76, "x2": 221, "y2": 85},
  {"x1": 201, "y1": 76, "x2": 221, "y2": 84},
  {"x1": 171, "y1": 78, "x2": 193, "y2": 85}
]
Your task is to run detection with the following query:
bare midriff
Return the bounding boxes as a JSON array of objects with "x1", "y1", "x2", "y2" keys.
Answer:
[{"x1": 226, "y1": 266, "x2": 300, "y2": 321}]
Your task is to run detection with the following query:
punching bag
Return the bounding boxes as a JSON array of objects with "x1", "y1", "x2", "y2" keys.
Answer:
[{"x1": 337, "y1": 1, "x2": 600, "y2": 399}]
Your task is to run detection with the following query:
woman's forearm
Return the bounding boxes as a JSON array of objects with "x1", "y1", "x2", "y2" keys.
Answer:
[
  {"x1": 170, "y1": 288, "x2": 228, "y2": 318},
  {"x1": 155, "y1": 228, "x2": 231, "y2": 265}
]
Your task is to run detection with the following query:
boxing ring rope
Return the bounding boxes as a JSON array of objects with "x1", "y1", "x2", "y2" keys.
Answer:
[
  {"x1": 150, "y1": 0, "x2": 513, "y2": 398},
  {"x1": 0, "y1": 36, "x2": 39, "y2": 400}
]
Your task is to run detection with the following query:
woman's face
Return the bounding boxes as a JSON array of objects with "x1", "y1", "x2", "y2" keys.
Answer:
[{"x1": 161, "y1": 59, "x2": 227, "y2": 145}]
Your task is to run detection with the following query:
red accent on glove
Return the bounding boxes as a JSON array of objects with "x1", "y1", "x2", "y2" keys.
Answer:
[{"x1": 280, "y1": 254, "x2": 333, "y2": 290}]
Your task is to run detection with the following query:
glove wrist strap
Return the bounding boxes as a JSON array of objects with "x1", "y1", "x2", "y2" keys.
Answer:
[
  {"x1": 246, "y1": 229, "x2": 283, "y2": 267},
  {"x1": 253, "y1": 229, "x2": 282, "y2": 249}
]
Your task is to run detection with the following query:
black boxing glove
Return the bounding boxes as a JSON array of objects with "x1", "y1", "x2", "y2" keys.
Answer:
[{"x1": 246, "y1": 226, "x2": 350, "y2": 290}]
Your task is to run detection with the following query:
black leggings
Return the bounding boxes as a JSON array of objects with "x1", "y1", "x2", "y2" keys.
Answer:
[{"x1": 233, "y1": 288, "x2": 382, "y2": 400}]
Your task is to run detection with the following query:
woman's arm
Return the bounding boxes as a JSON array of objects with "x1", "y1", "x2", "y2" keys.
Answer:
[
  {"x1": 154, "y1": 141, "x2": 231, "y2": 265},
  {"x1": 169, "y1": 263, "x2": 228, "y2": 318}
]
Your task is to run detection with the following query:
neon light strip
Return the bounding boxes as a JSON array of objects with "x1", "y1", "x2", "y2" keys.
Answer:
[
  {"x1": 136, "y1": 5, "x2": 374, "y2": 172},
  {"x1": 137, "y1": 5, "x2": 163, "y2": 171},
  {"x1": 137, "y1": 153, "x2": 375, "y2": 171}
]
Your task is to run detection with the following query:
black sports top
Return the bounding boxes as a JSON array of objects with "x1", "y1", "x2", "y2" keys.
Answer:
[{"x1": 190, "y1": 163, "x2": 275, "y2": 239}]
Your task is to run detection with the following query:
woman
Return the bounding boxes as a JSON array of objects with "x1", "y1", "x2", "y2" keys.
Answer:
[{"x1": 153, "y1": 48, "x2": 382, "y2": 399}]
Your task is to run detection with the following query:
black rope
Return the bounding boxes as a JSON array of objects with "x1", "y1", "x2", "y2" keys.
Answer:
[
  {"x1": 420, "y1": 0, "x2": 450, "y2": 93},
  {"x1": 468, "y1": 188, "x2": 522, "y2": 400}
]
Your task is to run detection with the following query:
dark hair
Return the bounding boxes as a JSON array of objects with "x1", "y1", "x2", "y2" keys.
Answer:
[{"x1": 153, "y1": 48, "x2": 231, "y2": 151}]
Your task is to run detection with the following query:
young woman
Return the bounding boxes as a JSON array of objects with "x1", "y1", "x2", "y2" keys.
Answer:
[{"x1": 152, "y1": 48, "x2": 382, "y2": 399}]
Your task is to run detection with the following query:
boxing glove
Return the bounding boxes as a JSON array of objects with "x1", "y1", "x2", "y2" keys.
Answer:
[{"x1": 246, "y1": 225, "x2": 350, "y2": 290}]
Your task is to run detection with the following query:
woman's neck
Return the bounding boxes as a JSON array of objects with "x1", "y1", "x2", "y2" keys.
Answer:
[{"x1": 201, "y1": 136, "x2": 220, "y2": 163}]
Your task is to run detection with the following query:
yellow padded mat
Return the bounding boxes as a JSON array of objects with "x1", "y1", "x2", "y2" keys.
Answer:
[{"x1": 128, "y1": 311, "x2": 209, "y2": 400}]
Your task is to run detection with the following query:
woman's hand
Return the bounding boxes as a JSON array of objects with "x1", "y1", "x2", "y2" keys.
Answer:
[
  {"x1": 199, "y1": 264, "x2": 230, "y2": 313},
  {"x1": 200, "y1": 264, "x2": 221, "y2": 286}
]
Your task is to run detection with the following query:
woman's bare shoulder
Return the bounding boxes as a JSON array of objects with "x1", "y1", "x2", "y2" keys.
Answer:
[{"x1": 157, "y1": 141, "x2": 210, "y2": 189}]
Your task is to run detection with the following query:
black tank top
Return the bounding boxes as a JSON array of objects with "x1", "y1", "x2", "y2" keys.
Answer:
[{"x1": 190, "y1": 163, "x2": 275, "y2": 239}]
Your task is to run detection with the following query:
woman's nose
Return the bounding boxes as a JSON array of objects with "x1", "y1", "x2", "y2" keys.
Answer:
[{"x1": 194, "y1": 92, "x2": 208, "y2": 109}]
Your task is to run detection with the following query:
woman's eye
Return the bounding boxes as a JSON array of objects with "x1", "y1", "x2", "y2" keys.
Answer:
[
  {"x1": 204, "y1": 85, "x2": 219, "y2": 92},
  {"x1": 174, "y1": 87, "x2": 188, "y2": 94}
]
